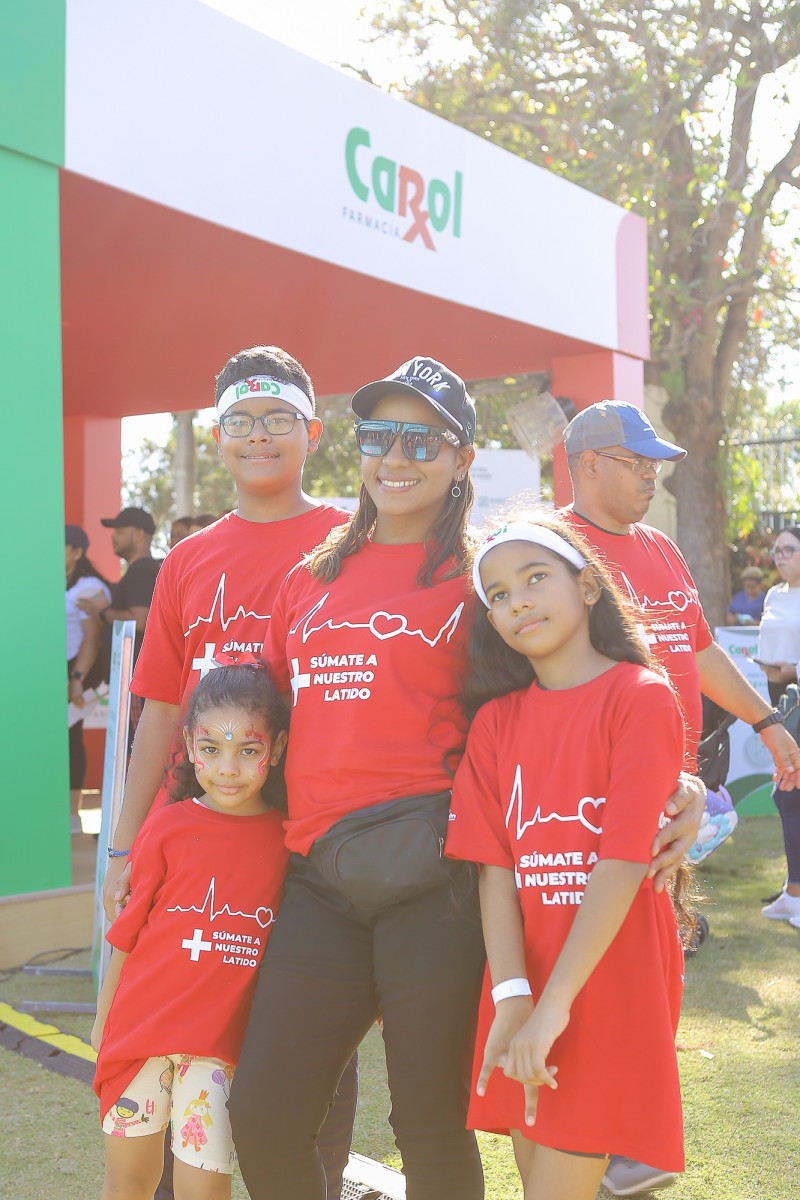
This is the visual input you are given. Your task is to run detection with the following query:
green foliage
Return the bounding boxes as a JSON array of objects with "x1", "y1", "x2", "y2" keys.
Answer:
[
  {"x1": 369, "y1": 1, "x2": 800, "y2": 403},
  {"x1": 123, "y1": 421, "x2": 237, "y2": 548},
  {"x1": 368, "y1": 0, "x2": 800, "y2": 617}
]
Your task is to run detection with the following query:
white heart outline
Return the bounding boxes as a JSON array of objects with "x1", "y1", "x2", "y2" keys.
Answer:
[
  {"x1": 666, "y1": 590, "x2": 690, "y2": 613},
  {"x1": 369, "y1": 611, "x2": 408, "y2": 640},
  {"x1": 577, "y1": 795, "x2": 605, "y2": 835}
]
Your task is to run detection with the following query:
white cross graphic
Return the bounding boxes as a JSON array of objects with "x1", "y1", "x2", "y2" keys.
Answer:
[
  {"x1": 289, "y1": 657, "x2": 311, "y2": 706},
  {"x1": 192, "y1": 643, "x2": 219, "y2": 678},
  {"x1": 636, "y1": 622, "x2": 658, "y2": 649},
  {"x1": 181, "y1": 928, "x2": 212, "y2": 961}
]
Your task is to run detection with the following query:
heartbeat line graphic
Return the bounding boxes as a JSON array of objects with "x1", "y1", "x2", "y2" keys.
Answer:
[
  {"x1": 166, "y1": 877, "x2": 276, "y2": 929},
  {"x1": 288, "y1": 593, "x2": 465, "y2": 646},
  {"x1": 184, "y1": 573, "x2": 271, "y2": 638},
  {"x1": 618, "y1": 572, "x2": 697, "y2": 614},
  {"x1": 505, "y1": 765, "x2": 605, "y2": 840}
]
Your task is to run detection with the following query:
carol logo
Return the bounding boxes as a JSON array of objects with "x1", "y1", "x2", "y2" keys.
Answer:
[{"x1": 345, "y1": 127, "x2": 463, "y2": 251}]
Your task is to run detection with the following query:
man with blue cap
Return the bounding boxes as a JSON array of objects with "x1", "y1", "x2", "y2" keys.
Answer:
[{"x1": 562, "y1": 401, "x2": 800, "y2": 1196}]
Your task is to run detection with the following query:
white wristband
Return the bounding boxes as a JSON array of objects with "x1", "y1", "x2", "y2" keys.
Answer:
[{"x1": 491, "y1": 977, "x2": 532, "y2": 1004}]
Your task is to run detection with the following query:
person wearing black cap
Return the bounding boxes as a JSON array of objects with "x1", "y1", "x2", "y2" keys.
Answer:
[
  {"x1": 66, "y1": 524, "x2": 111, "y2": 830},
  {"x1": 228, "y1": 354, "x2": 484, "y2": 1200},
  {"x1": 77, "y1": 508, "x2": 162, "y2": 733}
]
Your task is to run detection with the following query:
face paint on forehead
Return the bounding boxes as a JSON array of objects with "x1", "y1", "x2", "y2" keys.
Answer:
[
  {"x1": 244, "y1": 725, "x2": 267, "y2": 743},
  {"x1": 205, "y1": 716, "x2": 243, "y2": 741}
]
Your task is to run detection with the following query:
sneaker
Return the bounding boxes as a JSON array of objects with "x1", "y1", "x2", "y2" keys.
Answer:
[
  {"x1": 602, "y1": 1157, "x2": 676, "y2": 1196},
  {"x1": 789, "y1": 913, "x2": 800, "y2": 930},
  {"x1": 761, "y1": 888, "x2": 800, "y2": 921}
]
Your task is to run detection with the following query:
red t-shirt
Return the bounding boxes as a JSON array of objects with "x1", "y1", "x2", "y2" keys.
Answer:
[
  {"x1": 265, "y1": 542, "x2": 471, "y2": 853},
  {"x1": 130, "y1": 505, "x2": 347, "y2": 804},
  {"x1": 562, "y1": 509, "x2": 712, "y2": 764},
  {"x1": 132, "y1": 506, "x2": 348, "y2": 705},
  {"x1": 94, "y1": 799, "x2": 289, "y2": 1121},
  {"x1": 447, "y1": 662, "x2": 685, "y2": 1168}
]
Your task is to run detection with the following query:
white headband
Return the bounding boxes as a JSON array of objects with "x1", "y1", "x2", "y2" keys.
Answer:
[
  {"x1": 472, "y1": 522, "x2": 587, "y2": 607},
  {"x1": 216, "y1": 375, "x2": 314, "y2": 421}
]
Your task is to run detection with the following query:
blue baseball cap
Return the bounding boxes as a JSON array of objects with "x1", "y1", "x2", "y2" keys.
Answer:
[{"x1": 563, "y1": 401, "x2": 686, "y2": 461}]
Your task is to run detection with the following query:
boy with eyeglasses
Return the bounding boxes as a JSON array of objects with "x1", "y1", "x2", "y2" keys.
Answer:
[{"x1": 103, "y1": 345, "x2": 354, "y2": 1199}]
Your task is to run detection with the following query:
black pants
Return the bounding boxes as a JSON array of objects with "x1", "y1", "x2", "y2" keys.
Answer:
[{"x1": 229, "y1": 854, "x2": 486, "y2": 1200}]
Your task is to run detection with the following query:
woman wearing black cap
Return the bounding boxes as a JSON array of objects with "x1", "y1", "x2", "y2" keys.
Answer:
[
  {"x1": 229, "y1": 356, "x2": 486, "y2": 1199},
  {"x1": 228, "y1": 358, "x2": 700, "y2": 1200},
  {"x1": 65, "y1": 525, "x2": 111, "y2": 829}
]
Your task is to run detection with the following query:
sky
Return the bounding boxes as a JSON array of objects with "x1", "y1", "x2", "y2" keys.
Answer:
[{"x1": 123, "y1": 0, "x2": 800, "y2": 461}]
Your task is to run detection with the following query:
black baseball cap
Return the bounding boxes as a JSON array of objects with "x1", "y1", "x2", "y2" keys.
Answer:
[
  {"x1": 101, "y1": 507, "x2": 156, "y2": 535},
  {"x1": 351, "y1": 356, "x2": 476, "y2": 445},
  {"x1": 65, "y1": 524, "x2": 90, "y2": 551}
]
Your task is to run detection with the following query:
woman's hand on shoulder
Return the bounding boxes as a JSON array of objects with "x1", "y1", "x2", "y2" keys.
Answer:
[{"x1": 648, "y1": 772, "x2": 705, "y2": 892}]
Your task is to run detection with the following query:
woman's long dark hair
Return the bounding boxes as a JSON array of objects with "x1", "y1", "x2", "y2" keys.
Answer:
[
  {"x1": 168, "y1": 663, "x2": 290, "y2": 812},
  {"x1": 462, "y1": 508, "x2": 698, "y2": 944},
  {"x1": 307, "y1": 474, "x2": 478, "y2": 587},
  {"x1": 66, "y1": 550, "x2": 110, "y2": 592}
]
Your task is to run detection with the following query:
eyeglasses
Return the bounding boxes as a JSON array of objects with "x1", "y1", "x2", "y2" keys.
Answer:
[
  {"x1": 770, "y1": 545, "x2": 800, "y2": 561},
  {"x1": 354, "y1": 420, "x2": 461, "y2": 462},
  {"x1": 594, "y1": 452, "x2": 663, "y2": 476},
  {"x1": 220, "y1": 411, "x2": 303, "y2": 438}
]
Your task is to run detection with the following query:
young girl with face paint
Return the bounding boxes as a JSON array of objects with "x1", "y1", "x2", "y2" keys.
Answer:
[
  {"x1": 446, "y1": 515, "x2": 691, "y2": 1200},
  {"x1": 91, "y1": 660, "x2": 289, "y2": 1200}
]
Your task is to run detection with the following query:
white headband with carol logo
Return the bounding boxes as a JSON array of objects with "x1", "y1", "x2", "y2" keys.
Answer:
[
  {"x1": 472, "y1": 522, "x2": 587, "y2": 607},
  {"x1": 217, "y1": 376, "x2": 314, "y2": 421}
]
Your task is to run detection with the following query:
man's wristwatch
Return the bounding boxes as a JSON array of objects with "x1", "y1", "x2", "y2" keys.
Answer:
[
  {"x1": 752, "y1": 709, "x2": 783, "y2": 733},
  {"x1": 69, "y1": 669, "x2": 85, "y2": 681}
]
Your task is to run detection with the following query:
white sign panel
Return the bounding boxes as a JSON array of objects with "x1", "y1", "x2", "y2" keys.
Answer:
[
  {"x1": 64, "y1": 0, "x2": 638, "y2": 349},
  {"x1": 715, "y1": 625, "x2": 775, "y2": 802},
  {"x1": 470, "y1": 448, "x2": 540, "y2": 527}
]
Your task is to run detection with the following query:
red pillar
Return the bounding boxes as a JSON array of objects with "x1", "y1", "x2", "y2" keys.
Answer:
[
  {"x1": 63, "y1": 416, "x2": 123, "y2": 790},
  {"x1": 550, "y1": 351, "x2": 644, "y2": 507},
  {"x1": 63, "y1": 415, "x2": 123, "y2": 581}
]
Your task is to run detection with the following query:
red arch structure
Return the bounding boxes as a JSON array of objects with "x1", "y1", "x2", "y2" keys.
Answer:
[{"x1": 1, "y1": 0, "x2": 648, "y2": 916}]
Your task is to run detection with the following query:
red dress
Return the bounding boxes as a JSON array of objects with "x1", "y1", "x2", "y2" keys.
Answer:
[
  {"x1": 446, "y1": 662, "x2": 686, "y2": 1169},
  {"x1": 94, "y1": 799, "x2": 289, "y2": 1122}
]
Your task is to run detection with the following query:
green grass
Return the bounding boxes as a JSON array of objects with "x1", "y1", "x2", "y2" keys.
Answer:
[{"x1": 1, "y1": 816, "x2": 798, "y2": 1199}]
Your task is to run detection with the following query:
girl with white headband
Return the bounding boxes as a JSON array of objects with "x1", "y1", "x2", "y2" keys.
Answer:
[{"x1": 446, "y1": 513, "x2": 691, "y2": 1200}]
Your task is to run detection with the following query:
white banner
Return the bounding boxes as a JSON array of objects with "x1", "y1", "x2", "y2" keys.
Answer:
[
  {"x1": 715, "y1": 625, "x2": 777, "y2": 814},
  {"x1": 64, "y1": 0, "x2": 643, "y2": 351},
  {"x1": 470, "y1": 448, "x2": 540, "y2": 527}
]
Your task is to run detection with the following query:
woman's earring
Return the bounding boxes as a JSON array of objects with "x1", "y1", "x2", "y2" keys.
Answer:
[{"x1": 451, "y1": 477, "x2": 463, "y2": 498}]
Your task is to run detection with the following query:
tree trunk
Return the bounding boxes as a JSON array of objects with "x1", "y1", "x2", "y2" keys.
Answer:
[
  {"x1": 173, "y1": 410, "x2": 196, "y2": 517},
  {"x1": 661, "y1": 383, "x2": 729, "y2": 629}
]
